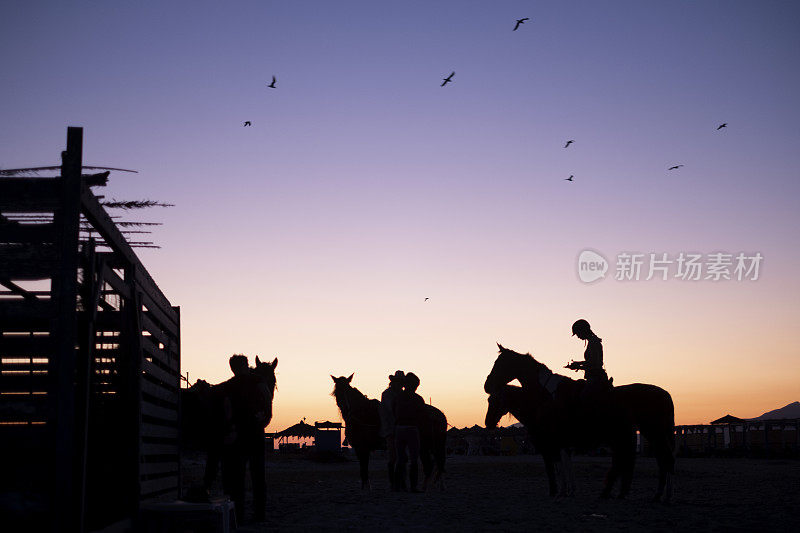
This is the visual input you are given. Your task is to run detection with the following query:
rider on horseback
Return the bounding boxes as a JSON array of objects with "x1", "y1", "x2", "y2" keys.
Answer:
[{"x1": 566, "y1": 319, "x2": 611, "y2": 402}]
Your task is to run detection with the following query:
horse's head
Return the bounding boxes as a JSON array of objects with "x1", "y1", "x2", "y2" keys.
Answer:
[
  {"x1": 330, "y1": 373, "x2": 354, "y2": 396},
  {"x1": 330, "y1": 373, "x2": 355, "y2": 416},
  {"x1": 253, "y1": 356, "x2": 278, "y2": 393},
  {"x1": 484, "y1": 343, "x2": 527, "y2": 394},
  {"x1": 485, "y1": 386, "x2": 513, "y2": 429}
]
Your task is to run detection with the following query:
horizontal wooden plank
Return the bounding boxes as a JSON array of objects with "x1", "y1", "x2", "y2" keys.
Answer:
[
  {"x1": 0, "y1": 315, "x2": 51, "y2": 331},
  {"x1": 141, "y1": 422, "x2": 178, "y2": 439},
  {"x1": 0, "y1": 373, "x2": 48, "y2": 392},
  {"x1": 135, "y1": 275, "x2": 178, "y2": 329},
  {"x1": 140, "y1": 292, "x2": 179, "y2": 336},
  {"x1": 140, "y1": 313, "x2": 178, "y2": 357},
  {"x1": 142, "y1": 399, "x2": 178, "y2": 423},
  {"x1": 100, "y1": 263, "x2": 130, "y2": 299},
  {"x1": 0, "y1": 223, "x2": 58, "y2": 244},
  {"x1": 93, "y1": 310, "x2": 124, "y2": 331},
  {"x1": 0, "y1": 178, "x2": 61, "y2": 211},
  {"x1": 0, "y1": 393, "x2": 48, "y2": 421},
  {"x1": 0, "y1": 335, "x2": 52, "y2": 357},
  {"x1": 140, "y1": 477, "x2": 179, "y2": 499},
  {"x1": 141, "y1": 378, "x2": 179, "y2": 406},
  {"x1": 142, "y1": 358, "x2": 179, "y2": 388},
  {"x1": 141, "y1": 461, "x2": 179, "y2": 477},
  {"x1": 0, "y1": 424, "x2": 49, "y2": 451},
  {"x1": 0, "y1": 299, "x2": 56, "y2": 322},
  {"x1": 141, "y1": 442, "x2": 180, "y2": 456},
  {"x1": 0, "y1": 359, "x2": 49, "y2": 372},
  {"x1": 0, "y1": 244, "x2": 59, "y2": 280},
  {"x1": 141, "y1": 335, "x2": 179, "y2": 373}
]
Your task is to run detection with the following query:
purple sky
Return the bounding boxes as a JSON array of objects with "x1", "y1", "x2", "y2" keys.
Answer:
[{"x1": 2, "y1": 1, "x2": 799, "y2": 429}]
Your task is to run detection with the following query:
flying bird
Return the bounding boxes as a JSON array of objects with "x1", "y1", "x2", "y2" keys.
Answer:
[
  {"x1": 668, "y1": 164, "x2": 684, "y2": 170},
  {"x1": 513, "y1": 18, "x2": 530, "y2": 31},
  {"x1": 424, "y1": 297, "x2": 429, "y2": 302},
  {"x1": 716, "y1": 123, "x2": 727, "y2": 130},
  {"x1": 564, "y1": 140, "x2": 574, "y2": 148},
  {"x1": 565, "y1": 175, "x2": 574, "y2": 181},
  {"x1": 441, "y1": 71, "x2": 455, "y2": 87},
  {"x1": 243, "y1": 121, "x2": 252, "y2": 127},
  {"x1": 268, "y1": 76, "x2": 276, "y2": 88}
]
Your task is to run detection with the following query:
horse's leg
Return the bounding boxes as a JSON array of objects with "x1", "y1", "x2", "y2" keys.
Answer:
[
  {"x1": 543, "y1": 454, "x2": 557, "y2": 497},
  {"x1": 250, "y1": 434, "x2": 266, "y2": 521},
  {"x1": 563, "y1": 449, "x2": 576, "y2": 496},
  {"x1": 420, "y1": 448, "x2": 433, "y2": 492},
  {"x1": 356, "y1": 448, "x2": 371, "y2": 490},
  {"x1": 618, "y1": 452, "x2": 635, "y2": 499},
  {"x1": 435, "y1": 435, "x2": 446, "y2": 491},
  {"x1": 203, "y1": 442, "x2": 221, "y2": 489},
  {"x1": 658, "y1": 441, "x2": 676, "y2": 504},
  {"x1": 554, "y1": 455, "x2": 569, "y2": 497},
  {"x1": 385, "y1": 435, "x2": 397, "y2": 491},
  {"x1": 601, "y1": 453, "x2": 619, "y2": 499}
]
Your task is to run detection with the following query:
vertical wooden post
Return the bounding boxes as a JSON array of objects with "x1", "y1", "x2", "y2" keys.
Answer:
[
  {"x1": 49, "y1": 126, "x2": 83, "y2": 532},
  {"x1": 123, "y1": 265, "x2": 143, "y2": 522},
  {"x1": 173, "y1": 305, "x2": 182, "y2": 499}
]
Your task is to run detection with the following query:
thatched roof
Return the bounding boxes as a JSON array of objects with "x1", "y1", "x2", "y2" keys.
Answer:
[{"x1": 275, "y1": 420, "x2": 316, "y2": 438}]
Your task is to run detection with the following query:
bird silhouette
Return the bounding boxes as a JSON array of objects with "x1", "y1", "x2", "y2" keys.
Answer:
[
  {"x1": 668, "y1": 164, "x2": 684, "y2": 170},
  {"x1": 243, "y1": 121, "x2": 252, "y2": 127},
  {"x1": 564, "y1": 140, "x2": 574, "y2": 148},
  {"x1": 716, "y1": 123, "x2": 727, "y2": 130},
  {"x1": 513, "y1": 18, "x2": 530, "y2": 31},
  {"x1": 441, "y1": 72, "x2": 455, "y2": 87},
  {"x1": 268, "y1": 76, "x2": 276, "y2": 88},
  {"x1": 424, "y1": 297, "x2": 429, "y2": 302},
  {"x1": 565, "y1": 175, "x2": 574, "y2": 181}
]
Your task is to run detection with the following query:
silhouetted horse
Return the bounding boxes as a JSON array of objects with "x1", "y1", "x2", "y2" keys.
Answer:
[
  {"x1": 331, "y1": 374, "x2": 447, "y2": 490},
  {"x1": 485, "y1": 384, "x2": 573, "y2": 497},
  {"x1": 484, "y1": 344, "x2": 675, "y2": 501},
  {"x1": 181, "y1": 357, "x2": 278, "y2": 492}
]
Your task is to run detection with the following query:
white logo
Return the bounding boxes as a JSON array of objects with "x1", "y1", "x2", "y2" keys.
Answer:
[{"x1": 577, "y1": 250, "x2": 608, "y2": 283}]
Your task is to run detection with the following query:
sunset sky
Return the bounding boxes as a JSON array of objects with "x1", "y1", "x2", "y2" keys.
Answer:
[{"x1": 2, "y1": 1, "x2": 798, "y2": 432}]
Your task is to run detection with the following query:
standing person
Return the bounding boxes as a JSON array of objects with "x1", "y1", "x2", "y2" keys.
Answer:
[
  {"x1": 565, "y1": 319, "x2": 610, "y2": 402},
  {"x1": 380, "y1": 370, "x2": 404, "y2": 490},
  {"x1": 223, "y1": 354, "x2": 269, "y2": 523},
  {"x1": 394, "y1": 372, "x2": 426, "y2": 493}
]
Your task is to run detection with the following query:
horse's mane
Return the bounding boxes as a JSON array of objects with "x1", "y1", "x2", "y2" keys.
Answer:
[
  {"x1": 332, "y1": 380, "x2": 374, "y2": 420},
  {"x1": 499, "y1": 346, "x2": 576, "y2": 384}
]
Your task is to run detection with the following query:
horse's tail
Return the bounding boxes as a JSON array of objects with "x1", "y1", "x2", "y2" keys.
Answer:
[{"x1": 426, "y1": 405, "x2": 448, "y2": 474}]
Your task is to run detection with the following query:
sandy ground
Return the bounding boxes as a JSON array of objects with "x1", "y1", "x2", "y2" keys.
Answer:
[{"x1": 182, "y1": 452, "x2": 799, "y2": 532}]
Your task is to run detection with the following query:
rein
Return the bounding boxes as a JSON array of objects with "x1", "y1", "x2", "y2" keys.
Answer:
[{"x1": 536, "y1": 365, "x2": 563, "y2": 398}]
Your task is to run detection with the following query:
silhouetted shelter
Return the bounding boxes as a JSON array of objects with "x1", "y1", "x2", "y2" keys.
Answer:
[
  {"x1": 276, "y1": 420, "x2": 316, "y2": 438},
  {"x1": 711, "y1": 414, "x2": 746, "y2": 424},
  {"x1": 274, "y1": 420, "x2": 315, "y2": 450},
  {"x1": 0, "y1": 128, "x2": 181, "y2": 532}
]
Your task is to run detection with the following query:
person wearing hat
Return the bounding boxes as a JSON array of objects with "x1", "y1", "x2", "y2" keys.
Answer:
[
  {"x1": 380, "y1": 370, "x2": 405, "y2": 490},
  {"x1": 394, "y1": 372, "x2": 426, "y2": 492},
  {"x1": 566, "y1": 319, "x2": 610, "y2": 399}
]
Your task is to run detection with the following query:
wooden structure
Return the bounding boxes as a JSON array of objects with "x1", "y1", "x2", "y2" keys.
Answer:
[
  {"x1": 314, "y1": 421, "x2": 343, "y2": 452},
  {"x1": 273, "y1": 420, "x2": 315, "y2": 451},
  {"x1": 675, "y1": 419, "x2": 800, "y2": 457},
  {"x1": 0, "y1": 128, "x2": 181, "y2": 532}
]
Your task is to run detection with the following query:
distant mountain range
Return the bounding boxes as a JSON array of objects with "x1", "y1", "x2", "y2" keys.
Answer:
[{"x1": 750, "y1": 401, "x2": 800, "y2": 420}]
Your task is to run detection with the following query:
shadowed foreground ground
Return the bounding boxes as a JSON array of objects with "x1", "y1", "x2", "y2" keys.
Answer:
[{"x1": 183, "y1": 453, "x2": 799, "y2": 531}]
